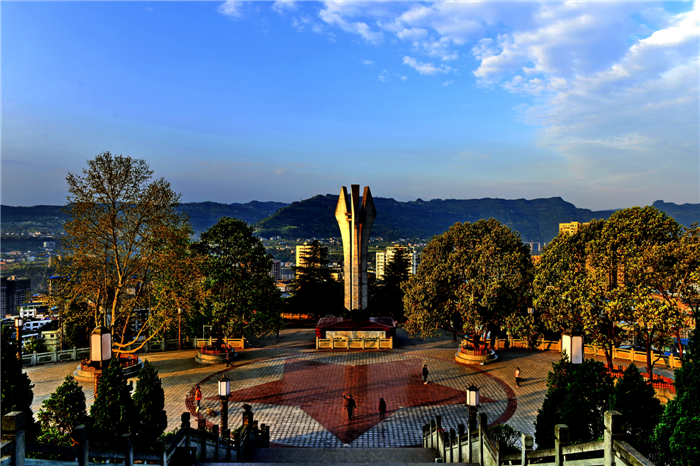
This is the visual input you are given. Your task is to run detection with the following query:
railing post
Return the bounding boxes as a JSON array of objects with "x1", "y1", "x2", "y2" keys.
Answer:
[
  {"x1": 554, "y1": 424, "x2": 569, "y2": 466},
  {"x1": 212, "y1": 425, "x2": 219, "y2": 461},
  {"x1": 72, "y1": 424, "x2": 89, "y2": 466},
  {"x1": 71, "y1": 346, "x2": 77, "y2": 360},
  {"x1": 158, "y1": 440, "x2": 166, "y2": 466},
  {"x1": 422, "y1": 424, "x2": 428, "y2": 448},
  {"x1": 123, "y1": 433, "x2": 134, "y2": 466},
  {"x1": 181, "y1": 412, "x2": 191, "y2": 448},
  {"x1": 457, "y1": 424, "x2": 465, "y2": 463},
  {"x1": 604, "y1": 411, "x2": 624, "y2": 466},
  {"x1": 478, "y1": 412, "x2": 487, "y2": 466},
  {"x1": 430, "y1": 420, "x2": 436, "y2": 449},
  {"x1": 2, "y1": 412, "x2": 25, "y2": 466},
  {"x1": 521, "y1": 434, "x2": 533, "y2": 466},
  {"x1": 441, "y1": 430, "x2": 448, "y2": 463},
  {"x1": 467, "y1": 419, "x2": 473, "y2": 464},
  {"x1": 233, "y1": 430, "x2": 241, "y2": 461},
  {"x1": 449, "y1": 428, "x2": 456, "y2": 463}
]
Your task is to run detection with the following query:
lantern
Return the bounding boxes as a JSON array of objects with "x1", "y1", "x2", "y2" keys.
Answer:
[{"x1": 562, "y1": 328, "x2": 584, "y2": 364}]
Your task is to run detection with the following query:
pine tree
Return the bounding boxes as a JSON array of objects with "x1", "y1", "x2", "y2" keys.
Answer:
[
  {"x1": 37, "y1": 374, "x2": 89, "y2": 446},
  {"x1": 90, "y1": 357, "x2": 135, "y2": 449},
  {"x1": 133, "y1": 360, "x2": 167, "y2": 448},
  {"x1": 288, "y1": 240, "x2": 343, "y2": 316},
  {"x1": 654, "y1": 331, "x2": 700, "y2": 465},
  {"x1": 609, "y1": 363, "x2": 662, "y2": 458},
  {"x1": 375, "y1": 248, "x2": 410, "y2": 321},
  {"x1": 1, "y1": 326, "x2": 37, "y2": 439}
]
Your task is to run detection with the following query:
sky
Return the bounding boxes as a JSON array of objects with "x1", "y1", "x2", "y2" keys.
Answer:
[{"x1": 2, "y1": 1, "x2": 698, "y2": 210}]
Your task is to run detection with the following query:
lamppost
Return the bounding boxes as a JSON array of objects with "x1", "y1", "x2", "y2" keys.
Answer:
[
  {"x1": 466, "y1": 384, "x2": 480, "y2": 432},
  {"x1": 14, "y1": 317, "x2": 23, "y2": 361},
  {"x1": 178, "y1": 308, "x2": 182, "y2": 350},
  {"x1": 90, "y1": 325, "x2": 112, "y2": 397},
  {"x1": 218, "y1": 374, "x2": 231, "y2": 438},
  {"x1": 561, "y1": 328, "x2": 584, "y2": 364}
]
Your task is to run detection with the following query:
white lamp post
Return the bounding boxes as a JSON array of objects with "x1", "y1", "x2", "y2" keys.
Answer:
[
  {"x1": 562, "y1": 328, "x2": 584, "y2": 364},
  {"x1": 90, "y1": 326, "x2": 112, "y2": 368},
  {"x1": 178, "y1": 308, "x2": 183, "y2": 350},
  {"x1": 219, "y1": 374, "x2": 231, "y2": 436},
  {"x1": 14, "y1": 317, "x2": 23, "y2": 360},
  {"x1": 466, "y1": 384, "x2": 480, "y2": 432}
]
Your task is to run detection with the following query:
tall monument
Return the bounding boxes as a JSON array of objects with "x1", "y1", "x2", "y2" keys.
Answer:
[{"x1": 335, "y1": 185, "x2": 377, "y2": 314}]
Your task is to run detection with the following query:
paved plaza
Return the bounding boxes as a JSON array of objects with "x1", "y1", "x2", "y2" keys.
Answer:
[{"x1": 25, "y1": 327, "x2": 673, "y2": 449}]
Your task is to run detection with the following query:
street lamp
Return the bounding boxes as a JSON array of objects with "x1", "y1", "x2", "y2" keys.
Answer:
[
  {"x1": 14, "y1": 317, "x2": 23, "y2": 361},
  {"x1": 178, "y1": 308, "x2": 182, "y2": 350},
  {"x1": 527, "y1": 307, "x2": 534, "y2": 315},
  {"x1": 218, "y1": 374, "x2": 231, "y2": 437},
  {"x1": 562, "y1": 328, "x2": 584, "y2": 364},
  {"x1": 90, "y1": 326, "x2": 112, "y2": 369},
  {"x1": 466, "y1": 384, "x2": 480, "y2": 432}
]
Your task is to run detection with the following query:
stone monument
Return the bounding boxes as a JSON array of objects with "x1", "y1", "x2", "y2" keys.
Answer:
[{"x1": 334, "y1": 185, "x2": 376, "y2": 315}]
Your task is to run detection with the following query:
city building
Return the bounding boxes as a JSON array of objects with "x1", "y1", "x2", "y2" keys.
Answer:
[
  {"x1": 559, "y1": 222, "x2": 589, "y2": 236},
  {"x1": 270, "y1": 259, "x2": 282, "y2": 281},
  {"x1": 18, "y1": 302, "x2": 50, "y2": 319},
  {"x1": 295, "y1": 242, "x2": 328, "y2": 277},
  {"x1": 376, "y1": 246, "x2": 419, "y2": 280},
  {"x1": 1, "y1": 276, "x2": 31, "y2": 317}
]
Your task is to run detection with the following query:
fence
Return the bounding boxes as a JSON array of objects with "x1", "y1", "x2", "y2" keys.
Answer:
[
  {"x1": 493, "y1": 337, "x2": 683, "y2": 370},
  {"x1": 1, "y1": 409, "x2": 270, "y2": 466},
  {"x1": 316, "y1": 336, "x2": 394, "y2": 350},
  {"x1": 423, "y1": 411, "x2": 654, "y2": 466}
]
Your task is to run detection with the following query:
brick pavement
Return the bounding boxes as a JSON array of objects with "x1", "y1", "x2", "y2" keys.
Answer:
[{"x1": 24, "y1": 327, "x2": 674, "y2": 449}]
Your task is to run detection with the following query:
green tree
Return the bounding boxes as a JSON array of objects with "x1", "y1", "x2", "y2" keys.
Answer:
[
  {"x1": 90, "y1": 357, "x2": 135, "y2": 448},
  {"x1": 402, "y1": 219, "x2": 533, "y2": 348},
  {"x1": 609, "y1": 363, "x2": 663, "y2": 457},
  {"x1": 24, "y1": 336, "x2": 48, "y2": 354},
  {"x1": 194, "y1": 217, "x2": 284, "y2": 341},
  {"x1": 57, "y1": 152, "x2": 202, "y2": 353},
  {"x1": 534, "y1": 356, "x2": 613, "y2": 448},
  {"x1": 654, "y1": 331, "x2": 700, "y2": 466},
  {"x1": 132, "y1": 360, "x2": 167, "y2": 448},
  {"x1": 288, "y1": 240, "x2": 343, "y2": 317},
  {"x1": 1, "y1": 326, "x2": 37, "y2": 439},
  {"x1": 374, "y1": 248, "x2": 411, "y2": 322},
  {"x1": 36, "y1": 374, "x2": 89, "y2": 446}
]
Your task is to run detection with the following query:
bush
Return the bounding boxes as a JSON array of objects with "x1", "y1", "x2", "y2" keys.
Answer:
[
  {"x1": 1, "y1": 326, "x2": 37, "y2": 439},
  {"x1": 487, "y1": 424, "x2": 522, "y2": 454},
  {"x1": 89, "y1": 357, "x2": 135, "y2": 449},
  {"x1": 37, "y1": 374, "x2": 89, "y2": 439}
]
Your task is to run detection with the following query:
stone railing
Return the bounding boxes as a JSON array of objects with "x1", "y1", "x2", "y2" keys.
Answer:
[
  {"x1": 194, "y1": 337, "x2": 245, "y2": 351},
  {"x1": 281, "y1": 312, "x2": 315, "y2": 320},
  {"x1": 423, "y1": 411, "x2": 654, "y2": 466},
  {"x1": 316, "y1": 336, "x2": 393, "y2": 350},
  {"x1": 1, "y1": 409, "x2": 270, "y2": 466}
]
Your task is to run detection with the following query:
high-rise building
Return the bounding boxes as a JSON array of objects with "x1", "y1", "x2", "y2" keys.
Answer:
[
  {"x1": 559, "y1": 222, "x2": 589, "y2": 236},
  {"x1": 376, "y1": 246, "x2": 419, "y2": 280},
  {"x1": 270, "y1": 259, "x2": 282, "y2": 281},
  {"x1": 1, "y1": 276, "x2": 31, "y2": 317},
  {"x1": 295, "y1": 242, "x2": 328, "y2": 278}
]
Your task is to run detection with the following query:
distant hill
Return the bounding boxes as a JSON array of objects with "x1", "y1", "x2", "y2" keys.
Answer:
[{"x1": 2, "y1": 198, "x2": 697, "y2": 244}]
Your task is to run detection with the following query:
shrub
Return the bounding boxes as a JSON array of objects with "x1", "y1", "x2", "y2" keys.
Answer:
[
  {"x1": 133, "y1": 360, "x2": 167, "y2": 449},
  {"x1": 89, "y1": 357, "x2": 135, "y2": 449}
]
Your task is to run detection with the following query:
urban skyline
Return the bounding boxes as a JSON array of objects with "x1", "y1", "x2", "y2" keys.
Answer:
[{"x1": 2, "y1": 1, "x2": 698, "y2": 210}]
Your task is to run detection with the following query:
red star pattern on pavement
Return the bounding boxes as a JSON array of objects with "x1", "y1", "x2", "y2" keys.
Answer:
[{"x1": 220, "y1": 357, "x2": 495, "y2": 444}]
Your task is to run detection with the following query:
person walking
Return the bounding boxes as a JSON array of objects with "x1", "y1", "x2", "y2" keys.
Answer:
[
  {"x1": 343, "y1": 392, "x2": 357, "y2": 421},
  {"x1": 225, "y1": 347, "x2": 233, "y2": 367},
  {"x1": 378, "y1": 398, "x2": 387, "y2": 421},
  {"x1": 515, "y1": 367, "x2": 521, "y2": 388},
  {"x1": 195, "y1": 385, "x2": 203, "y2": 413},
  {"x1": 422, "y1": 364, "x2": 430, "y2": 384}
]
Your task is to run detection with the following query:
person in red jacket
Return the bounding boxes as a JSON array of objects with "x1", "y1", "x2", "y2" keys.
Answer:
[
  {"x1": 343, "y1": 393, "x2": 357, "y2": 421},
  {"x1": 195, "y1": 385, "x2": 202, "y2": 413}
]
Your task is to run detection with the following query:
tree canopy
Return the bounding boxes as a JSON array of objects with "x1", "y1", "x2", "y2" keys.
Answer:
[
  {"x1": 287, "y1": 240, "x2": 343, "y2": 317},
  {"x1": 372, "y1": 247, "x2": 411, "y2": 321},
  {"x1": 37, "y1": 374, "x2": 88, "y2": 447},
  {"x1": 194, "y1": 217, "x2": 284, "y2": 339},
  {"x1": 402, "y1": 219, "x2": 533, "y2": 348},
  {"x1": 57, "y1": 152, "x2": 203, "y2": 352},
  {"x1": 1, "y1": 326, "x2": 37, "y2": 438}
]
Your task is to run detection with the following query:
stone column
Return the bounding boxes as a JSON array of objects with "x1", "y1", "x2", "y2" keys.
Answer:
[
  {"x1": 554, "y1": 424, "x2": 570, "y2": 466},
  {"x1": 604, "y1": 411, "x2": 624, "y2": 466},
  {"x1": 2, "y1": 412, "x2": 25, "y2": 466}
]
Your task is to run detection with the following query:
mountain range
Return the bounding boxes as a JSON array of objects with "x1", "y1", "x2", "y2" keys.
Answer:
[{"x1": 2, "y1": 197, "x2": 697, "y2": 244}]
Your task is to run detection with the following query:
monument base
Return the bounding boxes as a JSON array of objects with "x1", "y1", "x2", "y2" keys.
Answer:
[{"x1": 316, "y1": 317, "x2": 396, "y2": 350}]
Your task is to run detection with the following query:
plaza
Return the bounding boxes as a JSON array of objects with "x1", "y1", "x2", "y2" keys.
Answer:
[{"x1": 25, "y1": 327, "x2": 674, "y2": 449}]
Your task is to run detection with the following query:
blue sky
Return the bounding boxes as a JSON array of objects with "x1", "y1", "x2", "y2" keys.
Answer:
[{"x1": 2, "y1": 1, "x2": 698, "y2": 210}]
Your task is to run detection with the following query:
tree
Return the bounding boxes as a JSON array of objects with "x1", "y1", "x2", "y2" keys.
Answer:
[
  {"x1": 37, "y1": 374, "x2": 89, "y2": 446},
  {"x1": 535, "y1": 220, "x2": 624, "y2": 368},
  {"x1": 609, "y1": 363, "x2": 663, "y2": 458},
  {"x1": 132, "y1": 360, "x2": 167, "y2": 448},
  {"x1": 194, "y1": 217, "x2": 284, "y2": 341},
  {"x1": 534, "y1": 356, "x2": 613, "y2": 448},
  {"x1": 24, "y1": 336, "x2": 48, "y2": 354},
  {"x1": 90, "y1": 357, "x2": 136, "y2": 448},
  {"x1": 654, "y1": 330, "x2": 700, "y2": 466},
  {"x1": 287, "y1": 240, "x2": 343, "y2": 317},
  {"x1": 1, "y1": 326, "x2": 37, "y2": 439},
  {"x1": 402, "y1": 219, "x2": 533, "y2": 349},
  {"x1": 57, "y1": 152, "x2": 202, "y2": 353},
  {"x1": 374, "y1": 248, "x2": 411, "y2": 321}
]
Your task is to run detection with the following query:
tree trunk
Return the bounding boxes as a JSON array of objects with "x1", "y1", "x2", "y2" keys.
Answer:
[
  {"x1": 675, "y1": 329, "x2": 684, "y2": 359},
  {"x1": 603, "y1": 343, "x2": 614, "y2": 369}
]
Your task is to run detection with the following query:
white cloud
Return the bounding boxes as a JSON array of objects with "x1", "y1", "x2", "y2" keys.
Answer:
[
  {"x1": 272, "y1": 0, "x2": 297, "y2": 13},
  {"x1": 403, "y1": 56, "x2": 452, "y2": 75},
  {"x1": 318, "y1": 2, "x2": 384, "y2": 44},
  {"x1": 442, "y1": 80, "x2": 453, "y2": 86},
  {"x1": 361, "y1": 59, "x2": 374, "y2": 65},
  {"x1": 218, "y1": 0, "x2": 247, "y2": 19},
  {"x1": 378, "y1": 70, "x2": 390, "y2": 82},
  {"x1": 400, "y1": 75, "x2": 408, "y2": 81}
]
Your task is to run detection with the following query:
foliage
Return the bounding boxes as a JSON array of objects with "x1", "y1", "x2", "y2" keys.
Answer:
[
  {"x1": 24, "y1": 336, "x2": 48, "y2": 354},
  {"x1": 535, "y1": 356, "x2": 613, "y2": 448},
  {"x1": 287, "y1": 240, "x2": 343, "y2": 317},
  {"x1": 132, "y1": 360, "x2": 167, "y2": 448},
  {"x1": 90, "y1": 357, "x2": 135, "y2": 449},
  {"x1": 654, "y1": 330, "x2": 700, "y2": 466},
  {"x1": 609, "y1": 363, "x2": 662, "y2": 458},
  {"x1": 487, "y1": 424, "x2": 522, "y2": 454},
  {"x1": 56, "y1": 152, "x2": 203, "y2": 352},
  {"x1": 194, "y1": 217, "x2": 284, "y2": 340},
  {"x1": 1, "y1": 326, "x2": 38, "y2": 439},
  {"x1": 402, "y1": 219, "x2": 533, "y2": 348},
  {"x1": 373, "y1": 247, "x2": 411, "y2": 321},
  {"x1": 37, "y1": 374, "x2": 88, "y2": 446}
]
